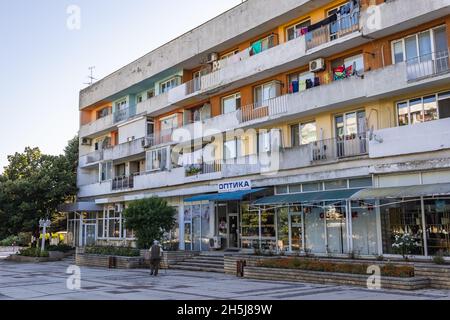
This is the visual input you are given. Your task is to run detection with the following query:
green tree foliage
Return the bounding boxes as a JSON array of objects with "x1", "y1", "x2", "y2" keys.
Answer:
[
  {"x1": 0, "y1": 137, "x2": 79, "y2": 239},
  {"x1": 123, "y1": 197, "x2": 176, "y2": 249}
]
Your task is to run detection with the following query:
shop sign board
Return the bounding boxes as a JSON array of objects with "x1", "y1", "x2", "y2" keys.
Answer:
[{"x1": 218, "y1": 180, "x2": 252, "y2": 193}]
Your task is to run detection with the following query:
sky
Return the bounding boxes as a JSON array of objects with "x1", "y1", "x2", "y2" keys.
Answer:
[{"x1": 0, "y1": 0, "x2": 242, "y2": 172}]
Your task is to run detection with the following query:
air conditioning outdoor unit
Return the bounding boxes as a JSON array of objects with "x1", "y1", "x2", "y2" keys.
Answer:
[
  {"x1": 209, "y1": 236, "x2": 222, "y2": 250},
  {"x1": 206, "y1": 52, "x2": 219, "y2": 64},
  {"x1": 81, "y1": 138, "x2": 92, "y2": 146},
  {"x1": 309, "y1": 58, "x2": 326, "y2": 72},
  {"x1": 115, "y1": 204, "x2": 124, "y2": 212}
]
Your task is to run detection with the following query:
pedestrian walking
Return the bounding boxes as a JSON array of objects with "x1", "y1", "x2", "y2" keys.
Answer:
[{"x1": 149, "y1": 240, "x2": 163, "y2": 276}]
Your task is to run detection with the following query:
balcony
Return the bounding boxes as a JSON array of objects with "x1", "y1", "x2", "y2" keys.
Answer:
[
  {"x1": 103, "y1": 137, "x2": 146, "y2": 161},
  {"x1": 369, "y1": 117, "x2": 450, "y2": 159},
  {"x1": 79, "y1": 114, "x2": 113, "y2": 138},
  {"x1": 185, "y1": 161, "x2": 222, "y2": 177},
  {"x1": 112, "y1": 175, "x2": 136, "y2": 191},
  {"x1": 311, "y1": 136, "x2": 368, "y2": 163},
  {"x1": 407, "y1": 50, "x2": 450, "y2": 82},
  {"x1": 306, "y1": 12, "x2": 360, "y2": 50},
  {"x1": 79, "y1": 150, "x2": 103, "y2": 168},
  {"x1": 113, "y1": 106, "x2": 136, "y2": 123}
]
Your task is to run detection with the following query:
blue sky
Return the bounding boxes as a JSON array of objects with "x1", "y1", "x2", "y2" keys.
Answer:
[{"x1": 0, "y1": 0, "x2": 242, "y2": 171}]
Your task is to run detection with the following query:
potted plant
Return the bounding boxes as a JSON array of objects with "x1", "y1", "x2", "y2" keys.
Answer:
[{"x1": 392, "y1": 232, "x2": 421, "y2": 259}]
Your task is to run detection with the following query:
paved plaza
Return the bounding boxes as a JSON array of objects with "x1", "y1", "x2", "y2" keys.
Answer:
[{"x1": 0, "y1": 258, "x2": 449, "y2": 300}]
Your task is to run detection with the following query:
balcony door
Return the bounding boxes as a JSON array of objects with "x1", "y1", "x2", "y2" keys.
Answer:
[{"x1": 335, "y1": 111, "x2": 366, "y2": 158}]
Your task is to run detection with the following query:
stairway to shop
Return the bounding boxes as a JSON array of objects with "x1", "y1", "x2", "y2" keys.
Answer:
[{"x1": 171, "y1": 253, "x2": 225, "y2": 273}]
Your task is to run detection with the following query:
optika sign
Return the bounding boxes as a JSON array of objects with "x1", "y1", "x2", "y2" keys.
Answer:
[{"x1": 218, "y1": 180, "x2": 252, "y2": 193}]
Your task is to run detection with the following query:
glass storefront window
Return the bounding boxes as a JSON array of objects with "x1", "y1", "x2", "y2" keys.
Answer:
[
  {"x1": 424, "y1": 198, "x2": 450, "y2": 256},
  {"x1": 201, "y1": 204, "x2": 213, "y2": 251},
  {"x1": 289, "y1": 205, "x2": 303, "y2": 252},
  {"x1": 351, "y1": 201, "x2": 379, "y2": 255},
  {"x1": 380, "y1": 199, "x2": 424, "y2": 255},
  {"x1": 260, "y1": 208, "x2": 276, "y2": 250},
  {"x1": 192, "y1": 205, "x2": 202, "y2": 251},
  {"x1": 241, "y1": 204, "x2": 260, "y2": 249},
  {"x1": 325, "y1": 201, "x2": 348, "y2": 254},
  {"x1": 276, "y1": 207, "x2": 289, "y2": 252},
  {"x1": 304, "y1": 203, "x2": 326, "y2": 253}
]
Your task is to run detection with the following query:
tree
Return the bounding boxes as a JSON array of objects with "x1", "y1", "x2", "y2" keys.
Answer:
[
  {"x1": 123, "y1": 197, "x2": 177, "y2": 249},
  {"x1": 0, "y1": 137, "x2": 79, "y2": 240}
]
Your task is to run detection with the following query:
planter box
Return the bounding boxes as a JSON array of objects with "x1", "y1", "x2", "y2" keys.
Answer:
[
  {"x1": 414, "y1": 263, "x2": 450, "y2": 289},
  {"x1": 243, "y1": 266, "x2": 429, "y2": 291},
  {"x1": 76, "y1": 253, "x2": 143, "y2": 269},
  {"x1": 6, "y1": 255, "x2": 61, "y2": 263},
  {"x1": 48, "y1": 251, "x2": 65, "y2": 260},
  {"x1": 140, "y1": 250, "x2": 199, "y2": 269}
]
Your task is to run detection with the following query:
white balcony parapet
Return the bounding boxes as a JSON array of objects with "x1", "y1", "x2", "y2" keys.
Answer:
[
  {"x1": 369, "y1": 117, "x2": 450, "y2": 159},
  {"x1": 103, "y1": 138, "x2": 146, "y2": 161},
  {"x1": 79, "y1": 114, "x2": 113, "y2": 138},
  {"x1": 79, "y1": 150, "x2": 103, "y2": 168}
]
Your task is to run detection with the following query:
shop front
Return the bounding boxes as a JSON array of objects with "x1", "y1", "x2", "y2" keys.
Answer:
[{"x1": 182, "y1": 180, "x2": 268, "y2": 251}]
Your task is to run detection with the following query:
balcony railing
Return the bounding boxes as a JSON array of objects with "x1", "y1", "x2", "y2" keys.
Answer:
[
  {"x1": 306, "y1": 12, "x2": 360, "y2": 50},
  {"x1": 144, "y1": 128, "x2": 176, "y2": 149},
  {"x1": 111, "y1": 174, "x2": 139, "y2": 191},
  {"x1": 311, "y1": 135, "x2": 368, "y2": 162},
  {"x1": 239, "y1": 95, "x2": 289, "y2": 123},
  {"x1": 185, "y1": 161, "x2": 222, "y2": 177},
  {"x1": 406, "y1": 49, "x2": 450, "y2": 82},
  {"x1": 113, "y1": 106, "x2": 136, "y2": 123}
]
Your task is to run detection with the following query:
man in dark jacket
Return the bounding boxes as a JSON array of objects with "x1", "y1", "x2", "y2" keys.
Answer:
[{"x1": 149, "y1": 240, "x2": 163, "y2": 276}]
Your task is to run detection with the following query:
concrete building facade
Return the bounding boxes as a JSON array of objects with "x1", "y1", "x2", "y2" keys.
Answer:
[{"x1": 69, "y1": 0, "x2": 450, "y2": 259}]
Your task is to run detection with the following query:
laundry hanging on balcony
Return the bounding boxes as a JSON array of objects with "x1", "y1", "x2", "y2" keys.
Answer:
[{"x1": 250, "y1": 40, "x2": 263, "y2": 56}]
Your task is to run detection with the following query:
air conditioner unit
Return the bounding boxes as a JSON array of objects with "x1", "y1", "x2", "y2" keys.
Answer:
[
  {"x1": 206, "y1": 52, "x2": 219, "y2": 64},
  {"x1": 209, "y1": 236, "x2": 222, "y2": 250},
  {"x1": 81, "y1": 138, "x2": 92, "y2": 146},
  {"x1": 309, "y1": 58, "x2": 326, "y2": 73},
  {"x1": 115, "y1": 204, "x2": 124, "y2": 212}
]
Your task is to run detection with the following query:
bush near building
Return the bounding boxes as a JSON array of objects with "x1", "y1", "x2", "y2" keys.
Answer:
[
  {"x1": 0, "y1": 232, "x2": 32, "y2": 247},
  {"x1": 18, "y1": 247, "x2": 49, "y2": 258},
  {"x1": 258, "y1": 258, "x2": 415, "y2": 278}
]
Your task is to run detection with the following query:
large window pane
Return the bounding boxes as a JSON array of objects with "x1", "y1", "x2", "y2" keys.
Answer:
[
  {"x1": 393, "y1": 41, "x2": 404, "y2": 64},
  {"x1": 352, "y1": 201, "x2": 379, "y2": 255},
  {"x1": 397, "y1": 102, "x2": 409, "y2": 126},
  {"x1": 405, "y1": 36, "x2": 419, "y2": 63},
  {"x1": 300, "y1": 122, "x2": 317, "y2": 145},
  {"x1": 424, "y1": 198, "x2": 450, "y2": 256},
  {"x1": 418, "y1": 31, "x2": 432, "y2": 61},
  {"x1": 241, "y1": 204, "x2": 259, "y2": 249},
  {"x1": 277, "y1": 207, "x2": 289, "y2": 252},
  {"x1": 290, "y1": 124, "x2": 300, "y2": 147},
  {"x1": 304, "y1": 204, "x2": 326, "y2": 253},
  {"x1": 409, "y1": 98, "x2": 423, "y2": 124},
  {"x1": 201, "y1": 204, "x2": 213, "y2": 251},
  {"x1": 423, "y1": 95, "x2": 438, "y2": 122},
  {"x1": 325, "y1": 201, "x2": 348, "y2": 254},
  {"x1": 380, "y1": 199, "x2": 424, "y2": 255},
  {"x1": 260, "y1": 208, "x2": 276, "y2": 250}
]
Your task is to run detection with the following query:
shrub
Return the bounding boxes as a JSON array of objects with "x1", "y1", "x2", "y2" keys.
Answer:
[
  {"x1": 0, "y1": 232, "x2": 32, "y2": 247},
  {"x1": 18, "y1": 247, "x2": 49, "y2": 258},
  {"x1": 47, "y1": 244, "x2": 75, "y2": 253},
  {"x1": 433, "y1": 251, "x2": 447, "y2": 265},
  {"x1": 84, "y1": 246, "x2": 140, "y2": 257},
  {"x1": 258, "y1": 258, "x2": 415, "y2": 278}
]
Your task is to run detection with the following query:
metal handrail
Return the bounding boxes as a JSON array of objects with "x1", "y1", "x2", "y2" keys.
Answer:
[{"x1": 406, "y1": 49, "x2": 450, "y2": 82}]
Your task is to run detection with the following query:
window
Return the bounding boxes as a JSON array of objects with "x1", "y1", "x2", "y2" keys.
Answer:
[
  {"x1": 147, "y1": 89, "x2": 155, "y2": 99},
  {"x1": 115, "y1": 99, "x2": 127, "y2": 112},
  {"x1": 136, "y1": 94, "x2": 143, "y2": 104},
  {"x1": 332, "y1": 54, "x2": 364, "y2": 80},
  {"x1": 254, "y1": 81, "x2": 280, "y2": 107},
  {"x1": 349, "y1": 177, "x2": 373, "y2": 188},
  {"x1": 291, "y1": 121, "x2": 317, "y2": 147},
  {"x1": 221, "y1": 93, "x2": 241, "y2": 114},
  {"x1": 146, "y1": 148, "x2": 169, "y2": 171},
  {"x1": 324, "y1": 179, "x2": 347, "y2": 190},
  {"x1": 223, "y1": 139, "x2": 237, "y2": 160},
  {"x1": 160, "y1": 115, "x2": 178, "y2": 132},
  {"x1": 275, "y1": 185, "x2": 289, "y2": 194},
  {"x1": 286, "y1": 20, "x2": 311, "y2": 41},
  {"x1": 438, "y1": 91, "x2": 450, "y2": 119},
  {"x1": 302, "y1": 182, "x2": 320, "y2": 192},
  {"x1": 160, "y1": 77, "x2": 180, "y2": 93},
  {"x1": 100, "y1": 161, "x2": 112, "y2": 181},
  {"x1": 335, "y1": 110, "x2": 366, "y2": 139},
  {"x1": 397, "y1": 94, "x2": 440, "y2": 126},
  {"x1": 392, "y1": 26, "x2": 448, "y2": 64},
  {"x1": 220, "y1": 50, "x2": 239, "y2": 60},
  {"x1": 96, "y1": 107, "x2": 110, "y2": 119},
  {"x1": 288, "y1": 71, "x2": 315, "y2": 93},
  {"x1": 250, "y1": 34, "x2": 278, "y2": 56}
]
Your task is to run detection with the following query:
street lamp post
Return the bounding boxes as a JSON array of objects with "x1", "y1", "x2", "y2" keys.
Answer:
[{"x1": 39, "y1": 218, "x2": 51, "y2": 252}]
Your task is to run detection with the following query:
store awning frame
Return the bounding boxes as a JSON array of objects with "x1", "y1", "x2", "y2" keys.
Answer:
[
  {"x1": 253, "y1": 188, "x2": 362, "y2": 206},
  {"x1": 350, "y1": 183, "x2": 450, "y2": 200},
  {"x1": 184, "y1": 188, "x2": 267, "y2": 203},
  {"x1": 58, "y1": 202, "x2": 104, "y2": 212}
]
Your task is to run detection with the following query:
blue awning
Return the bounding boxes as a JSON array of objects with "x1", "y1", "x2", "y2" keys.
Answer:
[
  {"x1": 184, "y1": 188, "x2": 267, "y2": 202},
  {"x1": 253, "y1": 188, "x2": 362, "y2": 206}
]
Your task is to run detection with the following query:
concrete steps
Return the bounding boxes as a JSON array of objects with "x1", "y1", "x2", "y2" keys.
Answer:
[{"x1": 171, "y1": 253, "x2": 225, "y2": 273}]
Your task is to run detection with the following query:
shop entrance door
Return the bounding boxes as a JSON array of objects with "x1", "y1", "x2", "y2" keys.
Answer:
[
  {"x1": 82, "y1": 224, "x2": 96, "y2": 247},
  {"x1": 228, "y1": 214, "x2": 240, "y2": 249},
  {"x1": 289, "y1": 213, "x2": 304, "y2": 252}
]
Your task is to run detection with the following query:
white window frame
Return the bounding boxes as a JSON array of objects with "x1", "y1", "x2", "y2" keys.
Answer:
[
  {"x1": 146, "y1": 147, "x2": 169, "y2": 172},
  {"x1": 334, "y1": 110, "x2": 366, "y2": 138},
  {"x1": 220, "y1": 49, "x2": 239, "y2": 60},
  {"x1": 391, "y1": 25, "x2": 446, "y2": 64},
  {"x1": 254, "y1": 81, "x2": 280, "y2": 107},
  {"x1": 160, "y1": 76, "x2": 181, "y2": 93},
  {"x1": 285, "y1": 19, "x2": 311, "y2": 41},
  {"x1": 160, "y1": 114, "x2": 179, "y2": 132},
  {"x1": 221, "y1": 93, "x2": 241, "y2": 114},
  {"x1": 396, "y1": 92, "x2": 443, "y2": 126},
  {"x1": 99, "y1": 161, "x2": 113, "y2": 182}
]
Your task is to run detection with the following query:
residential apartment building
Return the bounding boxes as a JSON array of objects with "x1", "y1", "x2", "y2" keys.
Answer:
[{"x1": 67, "y1": 0, "x2": 450, "y2": 259}]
